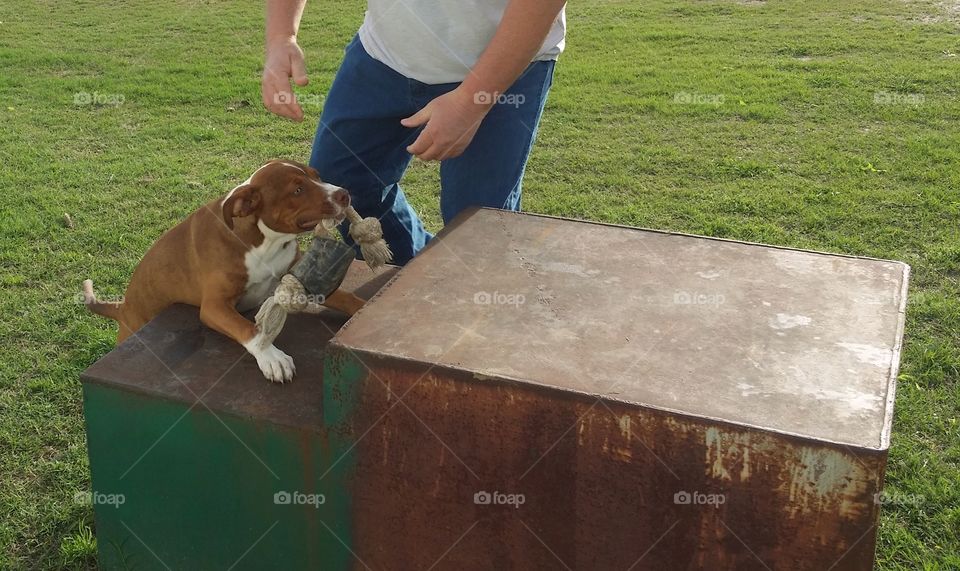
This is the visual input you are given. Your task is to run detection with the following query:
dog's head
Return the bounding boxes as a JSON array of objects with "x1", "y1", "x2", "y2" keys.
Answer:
[{"x1": 221, "y1": 160, "x2": 351, "y2": 233}]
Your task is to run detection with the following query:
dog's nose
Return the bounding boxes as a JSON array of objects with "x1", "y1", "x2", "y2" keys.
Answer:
[{"x1": 332, "y1": 188, "x2": 351, "y2": 208}]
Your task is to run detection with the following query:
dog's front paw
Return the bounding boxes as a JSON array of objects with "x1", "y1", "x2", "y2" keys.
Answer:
[{"x1": 253, "y1": 345, "x2": 296, "y2": 383}]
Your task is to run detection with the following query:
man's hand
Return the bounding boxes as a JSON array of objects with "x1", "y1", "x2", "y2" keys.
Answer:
[
  {"x1": 403, "y1": 0, "x2": 565, "y2": 160},
  {"x1": 401, "y1": 87, "x2": 493, "y2": 161},
  {"x1": 262, "y1": 38, "x2": 309, "y2": 122}
]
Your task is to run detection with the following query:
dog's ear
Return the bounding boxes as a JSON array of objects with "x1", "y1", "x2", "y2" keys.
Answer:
[{"x1": 221, "y1": 184, "x2": 261, "y2": 229}]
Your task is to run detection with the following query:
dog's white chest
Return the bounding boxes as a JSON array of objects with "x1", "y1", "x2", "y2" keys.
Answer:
[{"x1": 237, "y1": 222, "x2": 298, "y2": 312}]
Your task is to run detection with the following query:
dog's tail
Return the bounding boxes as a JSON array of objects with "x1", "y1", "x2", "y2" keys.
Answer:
[{"x1": 82, "y1": 279, "x2": 122, "y2": 321}]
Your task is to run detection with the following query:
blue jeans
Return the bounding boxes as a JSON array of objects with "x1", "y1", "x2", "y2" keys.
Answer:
[{"x1": 310, "y1": 35, "x2": 556, "y2": 265}]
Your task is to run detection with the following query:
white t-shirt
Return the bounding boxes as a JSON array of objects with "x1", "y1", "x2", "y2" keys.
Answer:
[{"x1": 358, "y1": 1, "x2": 566, "y2": 85}]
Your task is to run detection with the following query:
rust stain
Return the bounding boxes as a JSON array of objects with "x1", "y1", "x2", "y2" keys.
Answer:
[{"x1": 332, "y1": 356, "x2": 882, "y2": 570}]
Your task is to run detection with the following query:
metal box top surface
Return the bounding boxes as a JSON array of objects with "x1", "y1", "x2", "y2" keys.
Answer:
[{"x1": 335, "y1": 208, "x2": 909, "y2": 450}]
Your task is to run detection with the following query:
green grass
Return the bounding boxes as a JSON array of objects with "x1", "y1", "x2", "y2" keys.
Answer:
[{"x1": 1, "y1": 0, "x2": 958, "y2": 568}]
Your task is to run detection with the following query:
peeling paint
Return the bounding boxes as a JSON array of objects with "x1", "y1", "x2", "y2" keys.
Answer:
[
  {"x1": 619, "y1": 415, "x2": 631, "y2": 440},
  {"x1": 611, "y1": 446, "x2": 633, "y2": 462},
  {"x1": 741, "y1": 445, "x2": 751, "y2": 480},
  {"x1": 705, "y1": 427, "x2": 732, "y2": 481},
  {"x1": 836, "y1": 342, "x2": 892, "y2": 368},
  {"x1": 771, "y1": 250, "x2": 821, "y2": 274},
  {"x1": 431, "y1": 447, "x2": 445, "y2": 497},
  {"x1": 784, "y1": 448, "x2": 867, "y2": 519},
  {"x1": 770, "y1": 313, "x2": 813, "y2": 330},
  {"x1": 539, "y1": 261, "x2": 601, "y2": 278}
]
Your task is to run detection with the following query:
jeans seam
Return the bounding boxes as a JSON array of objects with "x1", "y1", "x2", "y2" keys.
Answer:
[
  {"x1": 498, "y1": 61, "x2": 556, "y2": 210},
  {"x1": 437, "y1": 60, "x2": 554, "y2": 220}
]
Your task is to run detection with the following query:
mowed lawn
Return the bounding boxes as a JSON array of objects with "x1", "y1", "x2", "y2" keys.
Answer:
[{"x1": 1, "y1": 0, "x2": 958, "y2": 568}]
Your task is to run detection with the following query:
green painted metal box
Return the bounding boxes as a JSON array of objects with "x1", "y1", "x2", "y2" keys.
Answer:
[
  {"x1": 81, "y1": 263, "x2": 397, "y2": 569},
  {"x1": 82, "y1": 208, "x2": 909, "y2": 570}
]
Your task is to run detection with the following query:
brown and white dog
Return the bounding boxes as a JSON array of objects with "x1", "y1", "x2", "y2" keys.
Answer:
[{"x1": 83, "y1": 160, "x2": 364, "y2": 383}]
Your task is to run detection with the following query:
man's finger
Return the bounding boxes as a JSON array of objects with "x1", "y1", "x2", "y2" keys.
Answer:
[
  {"x1": 266, "y1": 99, "x2": 303, "y2": 122},
  {"x1": 277, "y1": 99, "x2": 304, "y2": 122},
  {"x1": 406, "y1": 130, "x2": 433, "y2": 156},
  {"x1": 401, "y1": 106, "x2": 431, "y2": 128},
  {"x1": 291, "y1": 55, "x2": 309, "y2": 87},
  {"x1": 418, "y1": 142, "x2": 445, "y2": 162},
  {"x1": 290, "y1": 104, "x2": 305, "y2": 121},
  {"x1": 284, "y1": 102, "x2": 304, "y2": 122},
  {"x1": 262, "y1": 78, "x2": 305, "y2": 122}
]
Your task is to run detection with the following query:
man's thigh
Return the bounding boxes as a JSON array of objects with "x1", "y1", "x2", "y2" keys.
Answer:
[
  {"x1": 310, "y1": 36, "x2": 418, "y2": 204},
  {"x1": 438, "y1": 60, "x2": 556, "y2": 222}
]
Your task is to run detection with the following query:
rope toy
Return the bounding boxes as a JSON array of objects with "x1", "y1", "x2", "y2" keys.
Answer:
[
  {"x1": 344, "y1": 207, "x2": 392, "y2": 269},
  {"x1": 254, "y1": 206, "x2": 391, "y2": 351}
]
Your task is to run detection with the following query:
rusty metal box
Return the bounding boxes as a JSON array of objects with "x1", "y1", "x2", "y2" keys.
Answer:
[
  {"x1": 82, "y1": 208, "x2": 909, "y2": 570},
  {"x1": 326, "y1": 208, "x2": 909, "y2": 570}
]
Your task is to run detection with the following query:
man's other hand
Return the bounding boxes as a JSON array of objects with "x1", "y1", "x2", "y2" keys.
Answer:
[{"x1": 262, "y1": 38, "x2": 309, "y2": 122}]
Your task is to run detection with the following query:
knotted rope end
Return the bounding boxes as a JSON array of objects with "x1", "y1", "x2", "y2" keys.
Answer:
[{"x1": 344, "y1": 206, "x2": 392, "y2": 270}]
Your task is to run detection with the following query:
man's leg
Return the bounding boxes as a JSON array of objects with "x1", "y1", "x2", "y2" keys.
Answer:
[
  {"x1": 310, "y1": 36, "x2": 431, "y2": 265},
  {"x1": 436, "y1": 60, "x2": 556, "y2": 224}
]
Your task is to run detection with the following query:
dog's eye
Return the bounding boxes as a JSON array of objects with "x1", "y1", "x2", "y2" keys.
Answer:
[{"x1": 294, "y1": 187, "x2": 303, "y2": 195}]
